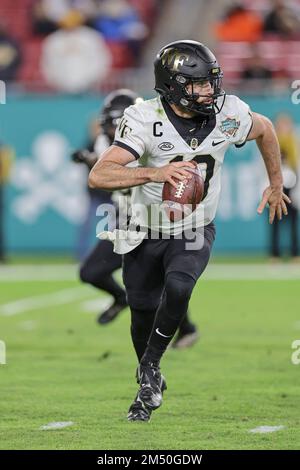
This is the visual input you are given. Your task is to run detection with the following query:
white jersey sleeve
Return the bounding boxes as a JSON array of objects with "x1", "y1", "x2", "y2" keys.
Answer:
[
  {"x1": 230, "y1": 96, "x2": 253, "y2": 147},
  {"x1": 113, "y1": 104, "x2": 150, "y2": 160}
]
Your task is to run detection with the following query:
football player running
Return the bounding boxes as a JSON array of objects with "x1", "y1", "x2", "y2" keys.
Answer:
[
  {"x1": 72, "y1": 89, "x2": 136, "y2": 324},
  {"x1": 73, "y1": 88, "x2": 199, "y2": 346},
  {"x1": 89, "y1": 41, "x2": 291, "y2": 421}
]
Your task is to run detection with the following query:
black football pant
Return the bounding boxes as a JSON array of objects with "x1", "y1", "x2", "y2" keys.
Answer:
[
  {"x1": 80, "y1": 240, "x2": 127, "y2": 304},
  {"x1": 123, "y1": 223, "x2": 216, "y2": 364},
  {"x1": 79, "y1": 239, "x2": 196, "y2": 339}
]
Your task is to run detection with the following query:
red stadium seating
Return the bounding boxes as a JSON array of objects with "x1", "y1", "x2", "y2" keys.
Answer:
[
  {"x1": 17, "y1": 38, "x2": 44, "y2": 84},
  {"x1": 217, "y1": 39, "x2": 300, "y2": 84},
  {"x1": 0, "y1": 0, "x2": 33, "y2": 40},
  {"x1": 105, "y1": 41, "x2": 135, "y2": 69}
]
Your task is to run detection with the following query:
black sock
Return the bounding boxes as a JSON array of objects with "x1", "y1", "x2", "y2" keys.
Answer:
[
  {"x1": 141, "y1": 272, "x2": 195, "y2": 365},
  {"x1": 130, "y1": 308, "x2": 156, "y2": 362}
]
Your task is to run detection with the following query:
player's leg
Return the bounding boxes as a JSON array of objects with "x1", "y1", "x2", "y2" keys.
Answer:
[
  {"x1": 79, "y1": 240, "x2": 127, "y2": 324},
  {"x1": 139, "y1": 223, "x2": 216, "y2": 410},
  {"x1": 130, "y1": 308, "x2": 157, "y2": 361},
  {"x1": 141, "y1": 272, "x2": 195, "y2": 364},
  {"x1": 128, "y1": 304, "x2": 168, "y2": 422},
  {"x1": 123, "y1": 238, "x2": 166, "y2": 421},
  {"x1": 123, "y1": 238, "x2": 165, "y2": 361}
]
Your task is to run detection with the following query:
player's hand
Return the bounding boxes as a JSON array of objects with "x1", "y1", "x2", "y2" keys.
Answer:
[
  {"x1": 257, "y1": 185, "x2": 291, "y2": 224},
  {"x1": 151, "y1": 161, "x2": 195, "y2": 188}
]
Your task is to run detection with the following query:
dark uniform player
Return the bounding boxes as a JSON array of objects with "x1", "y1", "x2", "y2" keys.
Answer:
[
  {"x1": 72, "y1": 90, "x2": 136, "y2": 323},
  {"x1": 73, "y1": 89, "x2": 199, "y2": 346},
  {"x1": 89, "y1": 41, "x2": 290, "y2": 421}
]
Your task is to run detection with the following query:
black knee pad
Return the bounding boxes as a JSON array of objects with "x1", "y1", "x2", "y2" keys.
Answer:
[{"x1": 165, "y1": 271, "x2": 195, "y2": 305}]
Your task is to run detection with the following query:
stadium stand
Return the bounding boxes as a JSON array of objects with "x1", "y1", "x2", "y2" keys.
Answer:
[
  {"x1": 1, "y1": 0, "x2": 299, "y2": 92},
  {"x1": 0, "y1": 0, "x2": 158, "y2": 90},
  {"x1": 215, "y1": 1, "x2": 300, "y2": 88}
]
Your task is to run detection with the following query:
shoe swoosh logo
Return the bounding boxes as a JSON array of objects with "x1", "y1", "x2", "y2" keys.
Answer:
[
  {"x1": 212, "y1": 140, "x2": 225, "y2": 146},
  {"x1": 155, "y1": 328, "x2": 172, "y2": 338}
]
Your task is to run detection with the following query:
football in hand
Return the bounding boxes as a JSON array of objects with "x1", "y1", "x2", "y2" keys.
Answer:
[{"x1": 162, "y1": 161, "x2": 204, "y2": 222}]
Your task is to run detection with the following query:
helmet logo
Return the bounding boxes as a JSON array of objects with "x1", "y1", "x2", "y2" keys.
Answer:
[
  {"x1": 176, "y1": 75, "x2": 187, "y2": 84},
  {"x1": 161, "y1": 49, "x2": 189, "y2": 71}
]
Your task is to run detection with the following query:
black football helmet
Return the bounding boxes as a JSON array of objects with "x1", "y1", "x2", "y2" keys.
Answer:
[
  {"x1": 154, "y1": 40, "x2": 225, "y2": 116},
  {"x1": 100, "y1": 89, "x2": 140, "y2": 136}
]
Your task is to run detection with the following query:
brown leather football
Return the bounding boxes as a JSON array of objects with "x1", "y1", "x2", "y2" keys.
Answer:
[{"x1": 162, "y1": 161, "x2": 204, "y2": 222}]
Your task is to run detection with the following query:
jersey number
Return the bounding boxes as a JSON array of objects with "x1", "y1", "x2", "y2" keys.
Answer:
[{"x1": 170, "y1": 154, "x2": 215, "y2": 201}]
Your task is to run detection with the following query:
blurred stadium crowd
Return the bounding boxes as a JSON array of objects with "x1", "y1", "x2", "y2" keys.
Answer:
[
  {"x1": 0, "y1": 0, "x2": 158, "y2": 92},
  {"x1": 0, "y1": 0, "x2": 300, "y2": 93},
  {"x1": 0, "y1": 0, "x2": 299, "y2": 260},
  {"x1": 215, "y1": 0, "x2": 300, "y2": 91}
]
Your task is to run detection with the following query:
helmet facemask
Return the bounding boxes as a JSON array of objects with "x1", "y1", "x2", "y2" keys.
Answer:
[{"x1": 168, "y1": 72, "x2": 225, "y2": 116}]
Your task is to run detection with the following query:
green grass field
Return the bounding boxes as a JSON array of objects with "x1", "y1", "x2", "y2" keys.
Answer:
[{"x1": 0, "y1": 262, "x2": 300, "y2": 450}]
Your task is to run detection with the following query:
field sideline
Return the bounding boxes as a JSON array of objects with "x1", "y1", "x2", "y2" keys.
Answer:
[{"x1": 0, "y1": 261, "x2": 300, "y2": 450}]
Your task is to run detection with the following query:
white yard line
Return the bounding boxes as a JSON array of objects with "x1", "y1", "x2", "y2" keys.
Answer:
[
  {"x1": 249, "y1": 425, "x2": 285, "y2": 434},
  {"x1": 0, "y1": 265, "x2": 78, "y2": 281},
  {"x1": 204, "y1": 264, "x2": 300, "y2": 280},
  {"x1": 40, "y1": 421, "x2": 74, "y2": 431},
  {"x1": 0, "y1": 264, "x2": 299, "y2": 281},
  {"x1": 0, "y1": 286, "x2": 98, "y2": 316},
  {"x1": 18, "y1": 320, "x2": 38, "y2": 331}
]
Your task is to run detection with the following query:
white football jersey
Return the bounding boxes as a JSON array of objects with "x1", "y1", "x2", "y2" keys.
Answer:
[{"x1": 113, "y1": 94, "x2": 252, "y2": 235}]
